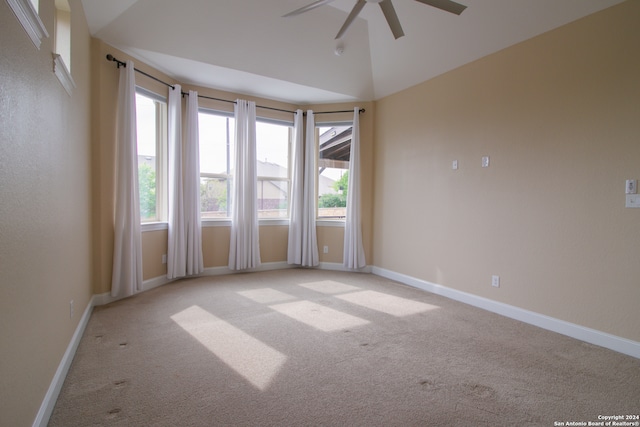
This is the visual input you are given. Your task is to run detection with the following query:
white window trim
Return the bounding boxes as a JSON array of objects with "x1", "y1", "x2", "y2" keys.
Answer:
[
  {"x1": 6, "y1": 0, "x2": 48, "y2": 49},
  {"x1": 317, "y1": 219, "x2": 345, "y2": 227},
  {"x1": 144, "y1": 218, "x2": 294, "y2": 230},
  {"x1": 141, "y1": 222, "x2": 168, "y2": 232},
  {"x1": 136, "y1": 87, "x2": 168, "y2": 224},
  {"x1": 53, "y1": 53, "x2": 75, "y2": 96},
  {"x1": 256, "y1": 119, "x2": 292, "y2": 220},
  {"x1": 316, "y1": 121, "x2": 352, "y2": 222}
]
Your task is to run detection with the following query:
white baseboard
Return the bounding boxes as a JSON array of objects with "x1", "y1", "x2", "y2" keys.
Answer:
[
  {"x1": 371, "y1": 266, "x2": 640, "y2": 359},
  {"x1": 32, "y1": 295, "x2": 96, "y2": 427}
]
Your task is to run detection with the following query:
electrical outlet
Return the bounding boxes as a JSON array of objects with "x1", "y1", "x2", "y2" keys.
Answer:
[
  {"x1": 162, "y1": 254, "x2": 167, "y2": 264},
  {"x1": 491, "y1": 275, "x2": 500, "y2": 288},
  {"x1": 482, "y1": 156, "x2": 490, "y2": 168},
  {"x1": 323, "y1": 246, "x2": 329, "y2": 254},
  {"x1": 70, "y1": 300, "x2": 74, "y2": 318}
]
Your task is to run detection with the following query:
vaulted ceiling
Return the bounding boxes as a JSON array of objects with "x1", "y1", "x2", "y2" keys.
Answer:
[{"x1": 81, "y1": 0, "x2": 625, "y2": 105}]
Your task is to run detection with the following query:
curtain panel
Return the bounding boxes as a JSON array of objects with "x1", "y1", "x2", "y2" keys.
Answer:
[
  {"x1": 184, "y1": 90, "x2": 204, "y2": 275},
  {"x1": 111, "y1": 60, "x2": 143, "y2": 297},
  {"x1": 343, "y1": 107, "x2": 366, "y2": 269},
  {"x1": 229, "y1": 99, "x2": 261, "y2": 270},
  {"x1": 167, "y1": 84, "x2": 186, "y2": 279},
  {"x1": 302, "y1": 110, "x2": 319, "y2": 266},
  {"x1": 287, "y1": 109, "x2": 304, "y2": 265}
]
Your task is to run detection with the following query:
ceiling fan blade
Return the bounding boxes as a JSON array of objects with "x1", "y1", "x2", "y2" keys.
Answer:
[
  {"x1": 379, "y1": 0, "x2": 404, "y2": 39},
  {"x1": 283, "y1": 0, "x2": 335, "y2": 17},
  {"x1": 335, "y1": 0, "x2": 366, "y2": 39},
  {"x1": 414, "y1": 0, "x2": 467, "y2": 15}
]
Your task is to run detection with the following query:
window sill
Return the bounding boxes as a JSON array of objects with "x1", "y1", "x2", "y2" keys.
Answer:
[
  {"x1": 141, "y1": 222, "x2": 168, "y2": 232},
  {"x1": 317, "y1": 219, "x2": 345, "y2": 227},
  {"x1": 202, "y1": 219, "x2": 291, "y2": 227},
  {"x1": 145, "y1": 218, "x2": 340, "y2": 230},
  {"x1": 6, "y1": 0, "x2": 48, "y2": 49},
  {"x1": 202, "y1": 219, "x2": 231, "y2": 228},
  {"x1": 53, "y1": 54, "x2": 75, "y2": 96}
]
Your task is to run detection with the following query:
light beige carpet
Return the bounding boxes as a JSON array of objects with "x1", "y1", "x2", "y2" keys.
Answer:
[{"x1": 49, "y1": 269, "x2": 639, "y2": 426}]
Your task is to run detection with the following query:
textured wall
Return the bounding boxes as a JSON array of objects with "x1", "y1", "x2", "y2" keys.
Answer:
[
  {"x1": 0, "y1": 0, "x2": 93, "y2": 425},
  {"x1": 373, "y1": 1, "x2": 640, "y2": 341}
]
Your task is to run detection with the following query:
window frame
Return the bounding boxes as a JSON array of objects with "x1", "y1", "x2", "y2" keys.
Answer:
[
  {"x1": 135, "y1": 87, "x2": 168, "y2": 225},
  {"x1": 316, "y1": 121, "x2": 353, "y2": 223},
  {"x1": 198, "y1": 110, "x2": 293, "y2": 224},
  {"x1": 255, "y1": 118, "x2": 293, "y2": 221},
  {"x1": 198, "y1": 108, "x2": 235, "y2": 222},
  {"x1": 53, "y1": 0, "x2": 75, "y2": 95}
]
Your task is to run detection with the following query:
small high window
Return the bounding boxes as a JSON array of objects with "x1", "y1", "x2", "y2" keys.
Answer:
[
  {"x1": 52, "y1": 0, "x2": 75, "y2": 95},
  {"x1": 54, "y1": 0, "x2": 71, "y2": 70}
]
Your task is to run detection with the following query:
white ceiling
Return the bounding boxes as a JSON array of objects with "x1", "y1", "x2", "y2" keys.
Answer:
[{"x1": 81, "y1": 0, "x2": 625, "y2": 105}]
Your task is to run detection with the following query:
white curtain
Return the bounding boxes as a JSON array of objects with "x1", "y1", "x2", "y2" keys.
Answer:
[
  {"x1": 184, "y1": 90, "x2": 204, "y2": 275},
  {"x1": 287, "y1": 109, "x2": 304, "y2": 265},
  {"x1": 167, "y1": 84, "x2": 186, "y2": 279},
  {"x1": 343, "y1": 107, "x2": 366, "y2": 269},
  {"x1": 302, "y1": 110, "x2": 319, "y2": 266},
  {"x1": 229, "y1": 99, "x2": 261, "y2": 270},
  {"x1": 111, "y1": 60, "x2": 143, "y2": 297}
]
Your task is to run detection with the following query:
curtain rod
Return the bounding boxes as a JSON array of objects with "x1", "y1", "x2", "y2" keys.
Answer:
[{"x1": 106, "y1": 54, "x2": 364, "y2": 115}]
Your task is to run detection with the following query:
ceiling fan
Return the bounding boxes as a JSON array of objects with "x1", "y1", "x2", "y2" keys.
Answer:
[{"x1": 283, "y1": 0, "x2": 467, "y2": 40}]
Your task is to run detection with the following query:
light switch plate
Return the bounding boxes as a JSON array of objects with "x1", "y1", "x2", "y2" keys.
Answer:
[
  {"x1": 626, "y1": 195, "x2": 640, "y2": 208},
  {"x1": 626, "y1": 179, "x2": 637, "y2": 194}
]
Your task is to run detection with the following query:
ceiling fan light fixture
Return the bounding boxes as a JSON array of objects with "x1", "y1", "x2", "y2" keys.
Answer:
[{"x1": 284, "y1": 0, "x2": 467, "y2": 40}]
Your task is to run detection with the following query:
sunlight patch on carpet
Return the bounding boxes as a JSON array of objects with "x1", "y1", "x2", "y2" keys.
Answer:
[
  {"x1": 237, "y1": 288, "x2": 297, "y2": 304},
  {"x1": 170, "y1": 305, "x2": 286, "y2": 391},
  {"x1": 336, "y1": 291, "x2": 439, "y2": 317},
  {"x1": 269, "y1": 300, "x2": 369, "y2": 332},
  {"x1": 298, "y1": 280, "x2": 361, "y2": 294}
]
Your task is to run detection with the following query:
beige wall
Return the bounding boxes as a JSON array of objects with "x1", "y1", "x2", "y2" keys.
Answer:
[
  {"x1": 373, "y1": 0, "x2": 640, "y2": 342},
  {"x1": 0, "y1": 0, "x2": 93, "y2": 425}
]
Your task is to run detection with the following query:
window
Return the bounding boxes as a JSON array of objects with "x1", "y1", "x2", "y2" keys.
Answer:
[
  {"x1": 54, "y1": 0, "x2": 71, "y2": 69},
  {"x1": 256, "y1": 121, "x2": 291, "y2": 219},
  {"x1": 199, "y1": 111, "x2": 292, "y2": 220},
  {"x1": 317, "y1": 124, "x2": 352, "y2": 219},
  {"x1": 53, "y1": 0, "x2": 75, "y2": 95},
  {"x1": 136, "y1": 89, "x2": 167, "y2": 222},
  {"x1": 199, "y1": 111, "x2": 234, "y2": 219}
]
